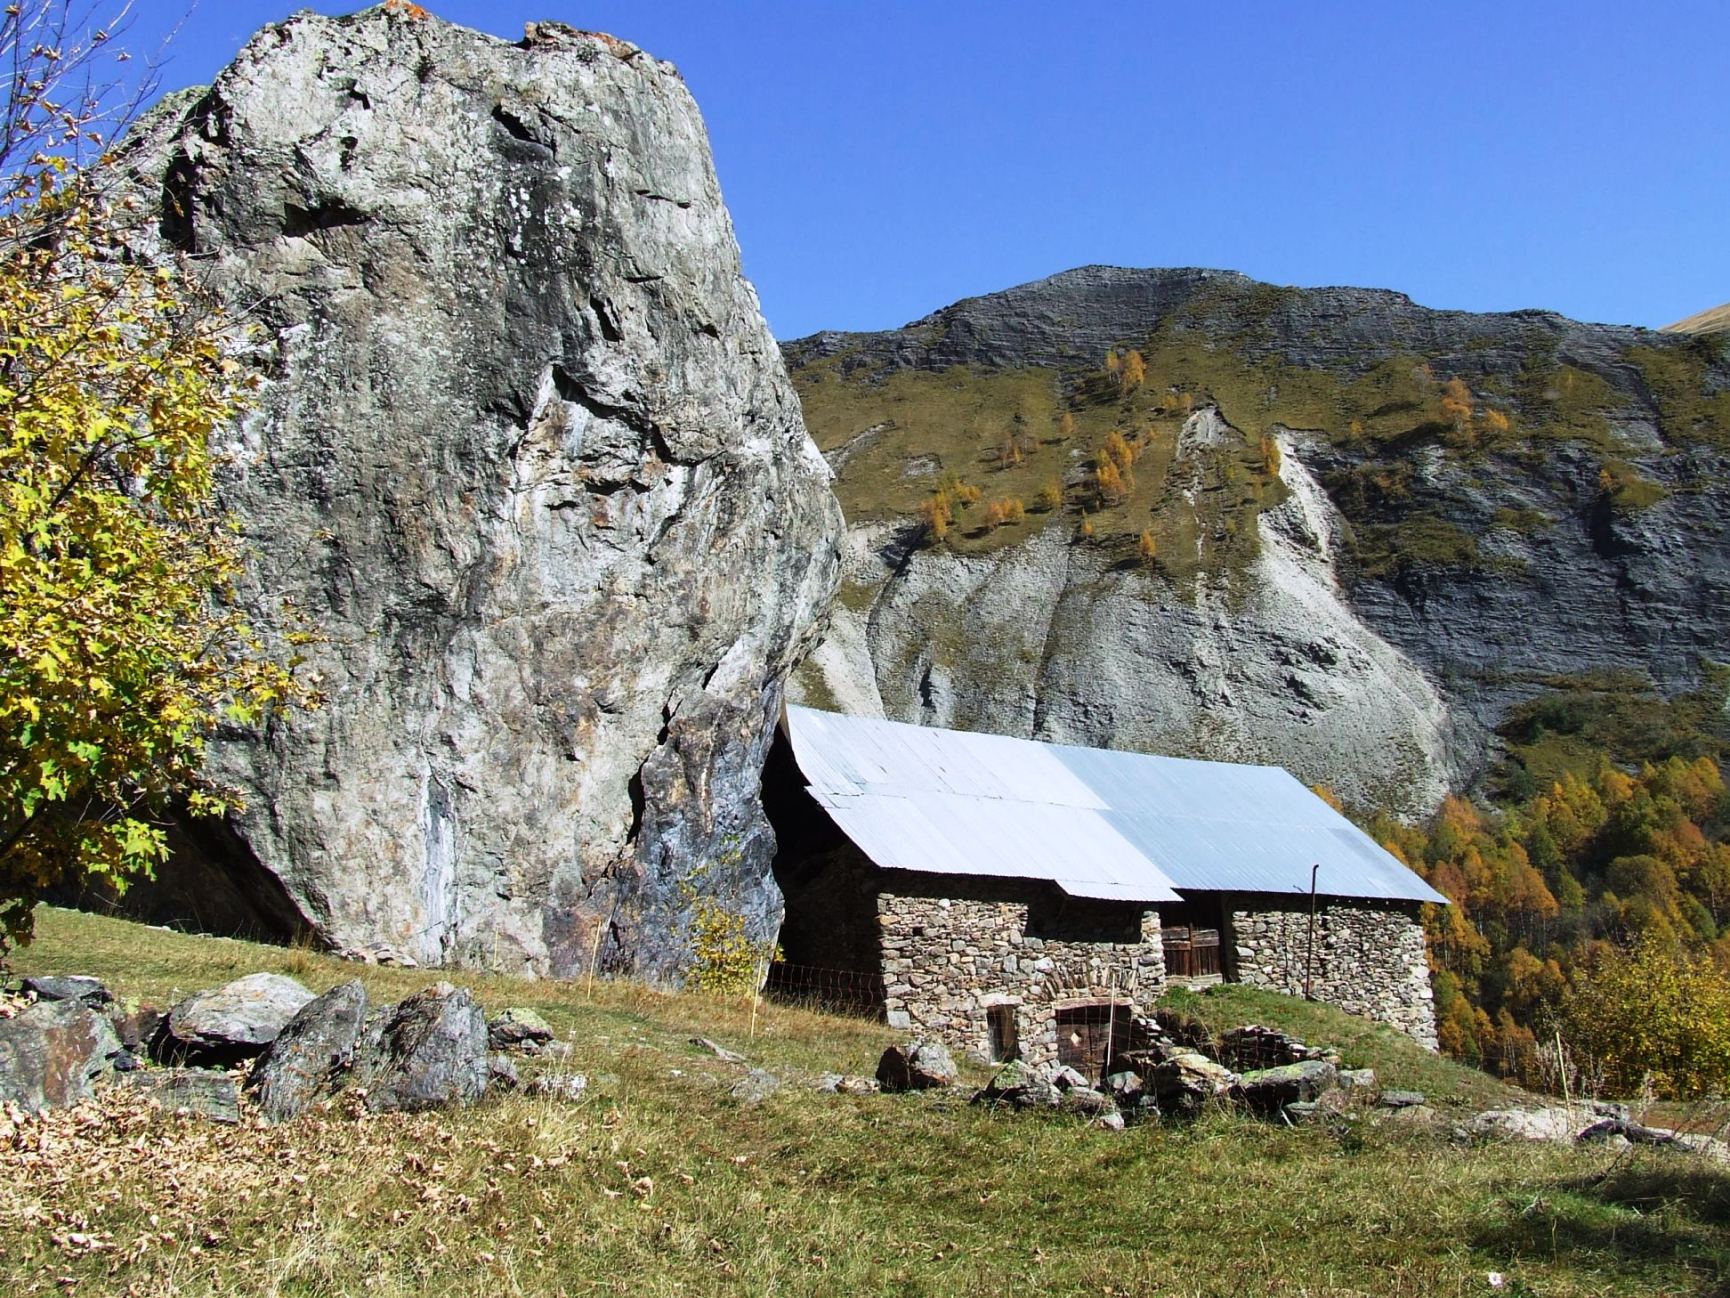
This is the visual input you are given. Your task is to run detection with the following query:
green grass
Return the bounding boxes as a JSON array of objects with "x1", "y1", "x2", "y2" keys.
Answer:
[{"x1": 5, "y1": 908, "x2": 1728, "y2": 1296}]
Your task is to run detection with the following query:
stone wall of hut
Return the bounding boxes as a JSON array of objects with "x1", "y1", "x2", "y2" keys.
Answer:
[
  {"x1": 1224, "y1": 898, "x2": 1438, "y2": 1049},
  {"x1": 876, "y1": 874, "x2": 1165, "y2": 1068}
]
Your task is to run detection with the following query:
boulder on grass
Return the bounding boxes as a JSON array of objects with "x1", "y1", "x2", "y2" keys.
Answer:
[
  {"x1": 1145, "y1": 1050, "x2": 1237, "y2": 1115},
  {"x1": 1468, "y1": 1107, "x2": 1580, "y2": 1144},
  {"x1": 22, "y1": 975, "x2": 113, "y2": 1008},
  {"x1": 248, "y1": 980, "x2": 369, "y2": 1122},
  {"x1": 1232, "y1": 1060, "x2": 1339, "y2": 1116},
  {"x1": 123, "y1": 1068, "x2": 241, "y2": 1124},
  {"x1": 362, "y1": 982, "x2": 489, "y2": 1113},
  {"x1": 973, "y1": 1059, "x2": 1060, "y2": 1110},
  {"x1": 0, "y1": 1001, "x2": 123, "y2": 1113},
  {"x1": 159, "y1": 973, "x2": 314, "y2": 1066},
  {"x1": 488, "y1": 1008, "x2": 555, "y2": 1052},
  {"x1": 876, "y1": 1041, "x2": 958, "y2": 1092}
]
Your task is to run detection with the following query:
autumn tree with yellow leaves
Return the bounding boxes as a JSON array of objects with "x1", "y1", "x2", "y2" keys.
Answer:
[{"x1": 0, "y1": 2, "x2": 314, "y2": 951}]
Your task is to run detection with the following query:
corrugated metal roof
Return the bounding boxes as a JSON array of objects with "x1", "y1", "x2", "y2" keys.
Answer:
[{"x1": 783, "y1": 705, "x2": 1447, "y2": 906}]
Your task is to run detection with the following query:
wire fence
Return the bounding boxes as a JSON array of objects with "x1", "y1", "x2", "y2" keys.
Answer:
[{"x1": 762, "y1": 961, "x2": 884, "y2": 1019}]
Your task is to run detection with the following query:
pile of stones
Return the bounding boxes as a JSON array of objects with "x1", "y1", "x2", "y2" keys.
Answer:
[
  {"x1": 0, "y1": 972, "x2": 569, "y2": 1124},
  {"x1": 872, "y1": 1015, "x2": 1418, "y2": 1130}
]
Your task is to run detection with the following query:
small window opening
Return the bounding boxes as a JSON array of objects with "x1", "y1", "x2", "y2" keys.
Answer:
[{"x1": 987, "y1": 1004, "x2": 1020, "y2": 1063}]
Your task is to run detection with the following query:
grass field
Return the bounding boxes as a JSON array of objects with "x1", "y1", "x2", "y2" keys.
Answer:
[{"x1": 5, "y1": 907, "x2": 1728, "y2": 1297}]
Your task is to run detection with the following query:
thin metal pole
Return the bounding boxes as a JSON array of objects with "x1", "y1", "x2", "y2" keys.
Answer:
[
  {"x1": 1104, "y1": 968, "x2": 1118, "y2": 1084},
  {"x1": 1304, "y1": 863, "x2": 1320, "y2": 1000}
]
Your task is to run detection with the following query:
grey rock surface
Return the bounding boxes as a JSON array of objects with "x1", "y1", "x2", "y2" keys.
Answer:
[
  {"x1": 728, "y1": 1068, "x2": 782, "y2": 1105},
  {"x1": 1231, "y1": 1060, "x2": 1340, "y2": 1114},
  {"x1": 1377, "y1": 1088, "x2": 1427, "y2": 1109},
  {"x1": 1141, "y1": 1050, "x2": 1237, "y2": 1115},
  {"x1": 248, "y1": 980, "x2": 369, "y2": 1121},
  {"x1": 528, "y1": 1071, "x2": 588, "y2": 1101},
  {"x1": 1468, "y1": 1106, "x2": 1582, "y2": 1143},
  {"x1": 785, "y1": 265, "x2": 1730, "y2": 812},
  {"x1": 115, "y1": 5, "x2": 841, "y2": 976},
  {"x1": 123, "y1": 1068, "x2": 243, "y2": 1124},
  {"x1": 876, "y1": 1040, "x2": 958, "y2": 1092},
  {"x1": 0, "y1": 1001, "x2": 123, "y2": 1113},
  {"x1": 487, "y1": 1008, "x2": 555, "y2": 1052},
  {"x1": 160, "y1": 974, "x2": 315, "y2": 1066},
  {"x1": 973, "y1": 1059, "x2": 1060, "y2": 1109},
  {"x1": 361, "y1": 981, "x2": 489, "y2": 1113},
  {"x1": 22, "y1": 976, "x2": 112, "y2": 1008}
]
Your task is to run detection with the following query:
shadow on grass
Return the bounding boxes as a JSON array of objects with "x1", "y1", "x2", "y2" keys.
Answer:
[{"x1": 1474, "y1": 1154, "x2": 1730, "y2": 1291}]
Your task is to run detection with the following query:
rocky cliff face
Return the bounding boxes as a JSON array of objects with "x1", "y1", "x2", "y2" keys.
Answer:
[
  {"x1": 785, "y1": 266, "x2": 1730, "y2": 813},
  {"x1": 117, "y1": 7, "x2": 842, "y2": 977}
]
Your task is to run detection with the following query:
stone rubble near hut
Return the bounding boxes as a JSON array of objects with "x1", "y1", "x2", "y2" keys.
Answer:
[
  {"x1": 6, "y1": 970, "x2": 1727, "y2": 1168},
  {"x1": 0, "y1": 972, "x2": 581, "y2": 1126}
]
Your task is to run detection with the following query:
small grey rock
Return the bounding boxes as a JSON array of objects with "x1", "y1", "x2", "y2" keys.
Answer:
[
  {"x1": 690, "y1": 1036, "x2": 746, "y2": 1064},
  {"x1": 1468, "y1": 1107, "x2": 1580, "y2": 1144},
  {"x1": 729, "y1": 1068, "x2": 782, "y2": 1105},
  {"x1": 488, "y1": 1008, "x2": 555, "y2": 1052},
  {"x1": 22, "y1": 975, "x2": 112, "y2": 1008},
  {"x1": 488, "y1": 1054, "x2": 521, "y2": 1091},
  {"x1": 1377, "y1": 1089, "x2": 1426, "y2": 1109},
  {"x1": 876, "y1": 1041, "x2": 958, "y2": 1092},
  {"x1": 528, "y1": 1072, "x2": 588, "y2": 1101},
  {"x1": 973, "y1": 1059, "x2": 1060, "y2": 1110},
  {"x1": 1232, "y1": 1061, "x2": 1340, "y2": 1116},
  {"x1": 1091, "y1": 1110, "x2": 1127, "y2": 1131},
  {"x1": 1058, "y1": 1086, "x2": 1114, "y2": 1117}
]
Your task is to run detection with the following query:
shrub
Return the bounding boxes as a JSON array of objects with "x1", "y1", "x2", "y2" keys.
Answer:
[
  {"x1": 0, "y1": 2, "x2": 316, "y2": 952},
  {"x1": 1095, "y1": 460, "x2": 1127, "y2": 506},
  {"x1": 1033, "y1": 478, "x2": 1062, "y2": 512},
  {"x1": 1564, "y1": 936, "x2": 1730, "y2": 1099},
  {"x1": 687, "y1": 899, "x2": 779, "y2": 996},
  {"x1": 1137, "y1": 529, "x2": 1158, "y2": 566}
]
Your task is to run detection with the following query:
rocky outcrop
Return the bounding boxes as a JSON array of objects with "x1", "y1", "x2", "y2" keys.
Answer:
[
  {"x1": 785, "y1": 266, "x2": 1730, "y2": 811},
  {"x1": 116, "y1": 7, "x2": 841, "y2": 975}
]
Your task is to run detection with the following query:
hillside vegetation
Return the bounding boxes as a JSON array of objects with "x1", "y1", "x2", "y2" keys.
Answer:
[{"x1": 5, "y1": 908, "x2": 1728, "y2": 1297}]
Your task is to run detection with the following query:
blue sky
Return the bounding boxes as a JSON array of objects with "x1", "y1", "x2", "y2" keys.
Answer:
[{"x1": 118, "y1": 1, "x2": 1727, "y2": 340}]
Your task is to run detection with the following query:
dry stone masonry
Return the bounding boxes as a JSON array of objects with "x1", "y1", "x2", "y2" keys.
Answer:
[
  {"x1": 1227, "y1": 901, "x2": 1437, "y2": 1048},
  {"x1": 877, "y1": 877, "x2": 1166, "y2": 1067}
]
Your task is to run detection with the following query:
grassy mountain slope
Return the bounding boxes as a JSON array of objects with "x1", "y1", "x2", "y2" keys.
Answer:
[
  {"x1": 784, "y1": 267, "x2": 1730, "y2": 800},
  {"x1": 1665, "y1": 303, "x2": 1730, "y2": 335},
  {"x1": 5, "y1": 908, "x2": 1727, "y2": 1297}
]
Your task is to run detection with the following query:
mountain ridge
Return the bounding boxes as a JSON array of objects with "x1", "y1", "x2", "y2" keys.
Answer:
[{"x1": 781, "y1": 264, "x2": 1730, "y2": 813}]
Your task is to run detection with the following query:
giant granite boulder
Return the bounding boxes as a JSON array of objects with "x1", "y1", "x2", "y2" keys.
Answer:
[{"x1": 115, "y1": 6, "x2": 842, "y2": 976}]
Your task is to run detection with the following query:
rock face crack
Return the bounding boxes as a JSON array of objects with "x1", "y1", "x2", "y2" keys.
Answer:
[{"x1": 112, "y1": 6, "x2": 843, "y2": 978}]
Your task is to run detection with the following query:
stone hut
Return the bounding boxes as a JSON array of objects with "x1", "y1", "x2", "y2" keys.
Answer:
[{"x1": 765, "y1": 706, "x2": 1446, "y2": 1073}]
